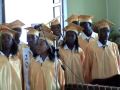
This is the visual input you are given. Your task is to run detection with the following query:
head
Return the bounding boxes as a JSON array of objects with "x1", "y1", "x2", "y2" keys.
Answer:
[
  {"x1": 62, "y1": 31, "x2": 79, "y2": 52},
  {"x1": 80, "y1": 22, "x2": 93, "y2": 37},
  {"x1": 1, "y1": 32, "x2": 18, "y2": 55},
  {"x1": 36, "y1": 39, "x2": 55, "y2": 61},
  {"x1": 65, "y1": 31, "x2": 77, "y2": 45},
  {"x1": 51, "y1": 24, "x2": 61, "y2": 38},
  {"x1": 27, "y1": 34, "x2": 39, "y2": 55},
  {"x1": 98, "y1": 27, "x2": 110, "y2": 45},
  {"x1": 12, "y1": 27, "x2": 22, "y2": 44}
]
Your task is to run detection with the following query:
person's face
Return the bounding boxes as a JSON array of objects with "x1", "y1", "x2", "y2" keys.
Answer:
[
  {"x1": 27, "y1": 34, "x2": 38, "y2": 47},
  {"x1": 13, "y1": 28, "x2": 22, "y2": 42},
  {"x1": 98, "y1": 27, "x2": 110, "y2": 41},
  {"x1": 65, "y1": 31, "x2": 76, "y2": 45},
  {"x1": 80, "y1": 22, "x2": 93, "y2": 37},
  {"x1": 51, "y1": 24, "x2": 61, "y2": 37},
  {"x1": 35, "y1": 39, "x2": 49, "y2": 55},
  {"x1": 1, "y1": 33, "x2": 13, "y2": 49}
]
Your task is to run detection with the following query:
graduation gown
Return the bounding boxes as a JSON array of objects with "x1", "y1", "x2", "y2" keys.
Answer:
[
  {"x1": 84, "y1": 41, "x2": 120, "y2": 83},
  {"x1": 29, "y1": 58, "x2": 45, "y2": 90},
  {"x1": 29, "y1": 56, "x2": 65, "y2": 90},
  {"x1": 78, "y1": 32, "x2": 98, "y2": 52},
  {"x1": 59, "y1": 45, "x2": 85, "y2": 84},
  {"x1": 0, "y1": 52, "x2": 22, "y2": 90}
]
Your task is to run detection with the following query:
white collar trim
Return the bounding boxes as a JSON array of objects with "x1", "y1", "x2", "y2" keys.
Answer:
[
  {"x1": 80, "y1": 32, "x2": 97, "y2": 40},
  {"x1": 97, "y1": 40, "x2": 110, "y2": 47}
]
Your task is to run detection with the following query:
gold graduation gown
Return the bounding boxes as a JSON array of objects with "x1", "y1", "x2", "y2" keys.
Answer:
[
  {"x1": 84, "y1": 41, "x2": 120, "y2": 83},
  {"x1": 59, "y1": 45, "x2": 85, "y2": 84},
  {"x1": 30, "y1": 56, "x2": 65, "y2": 90},
  {"x1": 29, "y1": 58, "x2": 45, "y2": 90},
  {"x1": 0, "y1": 52, "x2": 22, "y2": 90},
  {"x1": 78, "y1": 32, "x2": 98, "y2": 52}
]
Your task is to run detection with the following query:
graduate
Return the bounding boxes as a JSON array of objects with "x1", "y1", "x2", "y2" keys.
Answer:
[
  {"x1": 7, "y1": 20, "x2": 25, "y2": 44},
  {"x1": 50, "y1": 18, "x2": 63, "y2": 46},
  {"x1": 66, "y1": 14, "x2": 79, "y2": 25},
  {"x1": 78, "y1": 15, "x2": 98, "y2": 52},
  {"x1": 25, "y1": 27, "x2": 40, "y2": 57},
  {"x1": 84, "y1": 19, "x2": 120, "y2": 87},
  {"x1": 30, "y1": 30, "x2": 65, "y2": 90},
  {"x1": 0, "y1": 25, "x2": 22, "y2": 90},
  {"x1": 59, "y1": 23, "x2": 85, "y2": 84}
]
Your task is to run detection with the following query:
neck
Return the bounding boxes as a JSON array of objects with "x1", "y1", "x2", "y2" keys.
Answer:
[
  {"x1": 66, "y1": 43, "x2": 74, "y2": 50},
  {"x1": 15, "y1": 39, "x2": 20, "y2": 44},
  {"x1": 40, "y1": 52, "x2": 48, "y2": 61},
  {"x1": 99, "y1": 39, "x2": 107, "y2": 45},
  {"x1": 2, "y1": 48, "x2": 11, "y2": 57}
]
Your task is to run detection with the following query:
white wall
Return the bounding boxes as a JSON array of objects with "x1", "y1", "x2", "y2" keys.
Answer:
[{"x1": 5, "y1": 0, "x2": 54, "y2": 43}]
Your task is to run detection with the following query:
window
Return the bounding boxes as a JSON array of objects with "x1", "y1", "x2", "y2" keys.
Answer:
[
  {"x1": 53, "y1": 0, "x2": 64, "y2": 33},
  {"x1": 5, "y1": 0, "x2": 64, "y2": 43}
]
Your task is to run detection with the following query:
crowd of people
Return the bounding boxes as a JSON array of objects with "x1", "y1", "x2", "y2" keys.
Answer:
[{"x1": 0, "y1": 14, "x2": 120, "y2": 90}]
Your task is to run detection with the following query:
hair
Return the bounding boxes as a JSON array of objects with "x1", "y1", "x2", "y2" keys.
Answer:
[
  {"x1": 62, "y1": 31, "x2": 80, "y2": 52},
  {"x1": 0, "y1": 39, "x2": 18, "y2": 56},
  {"x1": 51, "y1": 24, "x2": 61, "y2": 28},
  {"x1": 45, "y1": 41, "x2": 56, "y2": 62},
  {"x1": 43, "y1": 40, "x2": 60, "y2": 62},
  {"x1": 10, "y1": 39, "x2": 18, "y2": 55}
]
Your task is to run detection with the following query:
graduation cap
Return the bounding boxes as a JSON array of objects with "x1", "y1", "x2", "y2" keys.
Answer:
[
  {"x1": 94, "y1": 19, "x2": 115, "y2": 30},
  {"x1": 0, "y1": 24, "x2": 16, "y2": 38},
  {"x1": 40, "y1": 30, "x2": 58, "y2": 45},
  {"x1": 25, "y1": 27, "x2": 40, "y2": 37},
  {"x1": 66, "y1": 15, "x2": 79, "y2": 23},
  {"x1": 7, "y1": 20, "x2": 25, "y2": 29},
  {"x1": 64, "y1": 23, "x2": 83, "y2": 34},
  {"x1": 79, "y1": 15, "x2": 93, "y2": 23},
  {"x1": 50, "y1": 18, "x2": 60, "y2": 26},
  {"x1": 46, "y1": 16, "x2": 61, "y2": 27},
  {"x1": 39, "y1": 23, "x2": 52, "y2": 33}
]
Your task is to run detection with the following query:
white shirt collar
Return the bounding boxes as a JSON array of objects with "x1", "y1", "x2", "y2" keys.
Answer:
[
  {"x1": 80, "y1": 32, "x2": 97, "y2": 40},
  {"x1": 97, "y1": 40, "x2": 110, "y2": 48},
  {"x1": 35, "y1": 55, "x2": 49, "y2": 63},
  {"x1": 58, "y1": 36, "x2": 63, "y2": 42},
  {"x1": 63, "y1": 44, "x2": 82, "y2": 53},
  {"x1": 64, "y1": 44, "x2": 75, "y2": 51},
  {"x1": 0, "y1": 51, "x2": 13, "y2": 57}
]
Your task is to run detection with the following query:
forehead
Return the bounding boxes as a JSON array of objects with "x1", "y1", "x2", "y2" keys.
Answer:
[
  {"x1": 2, "y1": 32, "x2": 13, "y2": 38},
  {"x1": 27, "y1": 34, "x2": 36, "y2": 37},
  {"x1": 51, "y1": 24, "x2": 60, "y2": 28},
  {"x1": 66, "y1": 31, "x2": 76, "y2": 34},
  {"x1": 80, "y1": 22, "x2": 91, "y2": 25},
  {"x1": 13, "y1": 27, "x2": 22, "y2": 32},
  {"x1": 37, "y1": 39, "x2": 47, "y2": 45},
  {"x1": 99, "y1": 27, "x2": 110, "y2": 32}
]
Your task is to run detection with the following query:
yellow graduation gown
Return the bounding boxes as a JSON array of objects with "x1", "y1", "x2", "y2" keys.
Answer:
[
  {"x1": 29, "y1": 58, "x2": 45, "y2": 90},
  {"x1": 0, "y1": 53, "x2": 22, "y2": 90},
  {"x1": 84, "y1": 41, "x2": 120, "y2": 83},
  {"x1": 78, "y1": 32, "x2": 98, "y2": 52},
  {"x1": 59, "y1": 46, "x2": 85, "y2": 84},
  {"x1": 30, "y1": 57, "x2": 65, "y2": 90}
]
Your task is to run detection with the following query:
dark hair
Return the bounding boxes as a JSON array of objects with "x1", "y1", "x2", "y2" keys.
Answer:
[
  {"x1": 51, "y1": 24, "x2": 61, "y2": 28},
  {"x1": 45, "y1": 41, "x2": 60, "y2": 62},
  {"x1": 80, "y1": 22, "x2": 92, "y2": 27},
  {"x1": 0, "y1": 39, "x2": 18, "y2": 56},
  {"x1": 10, "y1": 39, "x2": 18, "y2": 56},
  {"x1": 62, "y1": 31, "x2": 80, "y2": 52}
]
